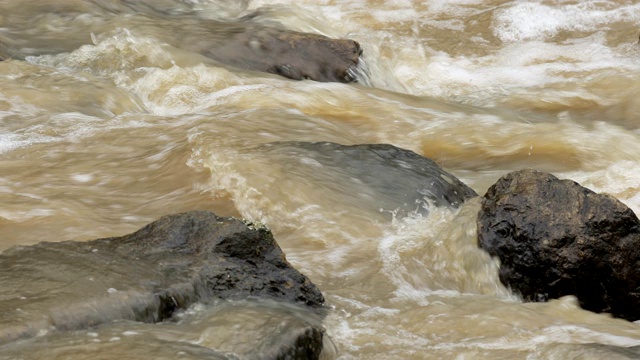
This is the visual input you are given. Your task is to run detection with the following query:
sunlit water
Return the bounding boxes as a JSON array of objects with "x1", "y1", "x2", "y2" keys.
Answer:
[{"x1": 1, "y1": 1, "x2": 640, "y2": 359}]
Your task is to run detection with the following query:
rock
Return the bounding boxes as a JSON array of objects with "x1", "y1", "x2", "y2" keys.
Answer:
[
  {"x1": 477, "y1": 169, "x2": 640, "y2": 320},
  {"x1": 122, "y1": 16, "x2": 364, "y2": 83},
  {"x1": 0, "y1": 299, "x2": 326, "y2": 360},
  {"x1": 195, "y1": 23, "x2": 363, "y2": 83},
  {"x1": 0, "y1": 333, "x2": 232, "y2": 360},
  {"x1": 534, "y1": 343, "x2": 640, "y2": 360},
  {"x1": 0, "y1": 211, "x2": 325, "y2": 353},
  {"x1": 0, "y1": 43, "x2": 7, "y2": 61},
  {"x1": 0, "y1": 2, "x2": 365, "y2": 83},
  {"x1": 256, "y1": 320, "x2": 325, "y2": 360},
  {"x1": 260, "y1": 142, "x2": 478, "y2": 217}
]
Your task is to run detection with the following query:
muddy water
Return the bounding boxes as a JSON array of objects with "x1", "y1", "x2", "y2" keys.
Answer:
[{"x1": 1, "y1": 0, "x2": 640, "y2": 359}]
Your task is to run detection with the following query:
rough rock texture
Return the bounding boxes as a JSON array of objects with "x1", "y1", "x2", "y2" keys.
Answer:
[
  {"x1": 258, "y1": 325, "x2": 324, "y2": 360},
  {"x1": 102, "y1": 211, "x2": 324, "y2": 308},
  {"x1": 260, "y1": 141, "x2": 478, "y2": 217},
  {"x1": 0, "y1": 211, "x2": 324, "y2": 353},
  {"x1": 477, "y1": 169, "x2": 640, "y2": 320}
]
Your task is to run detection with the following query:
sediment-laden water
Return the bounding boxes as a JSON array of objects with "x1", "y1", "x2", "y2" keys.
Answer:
[{"x1": 1, "y1": 1, "x2": 640, "y2": 359}]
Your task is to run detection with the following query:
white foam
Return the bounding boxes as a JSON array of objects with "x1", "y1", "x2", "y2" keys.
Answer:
[
  {"x1": 395, "y1": 32, "x2": 640, "y2": 100},
  {"x1": 424, "y1": 0, "x2": 484, "y2": 14},
  {"x1": 494, "y1": 2, "x2": 640, "y2": 42},
  {"x1": 0, "y1": 208, "x2": 54, "y2": 222},
  {"x1": 0, "y1": 133, "x2": 47, "y2": 154},
  {"x1": 0, "y1": 112, "x2": 147, "y2": 156},
  {"x1": 377, "y1": 203, "x2": 510, "y2": 303},
  {"x1": 126, "y1": 63, "x2": 273, "y2": 116},
  {"x1": 71, "y1": 174, "x2": 94, "y2": 183},
  {"x1": 560, "y1": 159, "x2": 640, "y2": 215},
  {"x1": 371, "y1": 9, "x2": 418, "y2": 23}
]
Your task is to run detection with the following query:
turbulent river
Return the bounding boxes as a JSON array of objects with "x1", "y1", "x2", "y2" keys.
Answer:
[{"x1": 1, "y1": 0, "x2": 640, "y2": 359}]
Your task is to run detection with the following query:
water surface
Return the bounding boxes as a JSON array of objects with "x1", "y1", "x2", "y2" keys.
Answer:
[{"x1": 1, "y1": 0, "x2": 640, "y2": 358}]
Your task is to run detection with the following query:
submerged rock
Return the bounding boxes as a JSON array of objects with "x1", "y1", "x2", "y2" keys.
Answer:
[
  {"x1": 477, "y1": 169, "x2": 640, "y2": 320},
  {"x1": 260, "y1": 142, "x2": 478, "y2": 217},
  {"x1": 0, "y1": 299, "x2": 326, "y2": 360},
  {"x1": 0, "y1": 211, "x2": 324, "y2": 357},
  {"x1": 535, "y1": 343, "x2": 640, "y2": 360},
  {"x1": 0, "y1": 3, "x2": 364, "y2": 83}
]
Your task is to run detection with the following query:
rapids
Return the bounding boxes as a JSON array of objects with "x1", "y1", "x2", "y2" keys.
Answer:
[{"x1": 1, "y1": 0, "x2": 640, "y2": 359}]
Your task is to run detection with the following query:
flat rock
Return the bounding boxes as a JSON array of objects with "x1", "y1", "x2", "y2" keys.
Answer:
[
  {"x1": 477, "y1": 169, "x2": 640, "y2": 320},
  {"x1": 0, "y1": 211, "x2": 324, "y2": 351},
  {"x1": 260, "y1": 141, "x2": 478, "y2": 217}
]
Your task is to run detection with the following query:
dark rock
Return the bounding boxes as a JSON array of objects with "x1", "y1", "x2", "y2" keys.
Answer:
[
  {"x1": 256, "y1": 320, "x2": 325, "y2": 360},
  {"x1": 477, "y1": 169, "x2": 640, "y2": 320},
  {"x1": 200, "y1": 23, "x2": 363, "y2": 83},
  {"x1": 260, "y1": 141, "x2": 477, "y2": 217},
  {"x1": 0, "y1": 211, "x2": 324, "y2": 348}
]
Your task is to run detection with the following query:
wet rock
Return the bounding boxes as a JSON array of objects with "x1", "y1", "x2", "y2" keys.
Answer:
[
  {"x1": 261, "y1": 142, "x2": 478, "y2": 217},
  {"x1": 138, "y1": 18, "x2": 364, "y2": 83},
  {"x1": 257, "y1": 321, "x2": 325, "y2": 360},
  {"x1": 477, "y1": 169, "x2": 640, "y2": 320},
  {"x1": 0, "y1": 3, "x2": 364, "y2": 83},
  {"x1": 0, "y1": 299, "x2": 326, "y2": 360},
  {"x1": 202, "y1": 24, "x2": 363, "y2": 83},
  {"x1": 0, "y1": 334, "x2": 232, "y2": 360},
  {"x1": 535, "y1": 343, "x2": 640, "y2": 360},
  {"x1": 0, "y1": 211, "x2": 324, "y2": 352}
]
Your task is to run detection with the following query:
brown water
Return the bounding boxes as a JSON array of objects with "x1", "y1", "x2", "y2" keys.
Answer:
[{"x1": 1, "y1": 0, "x2": 640, "y2": 359}]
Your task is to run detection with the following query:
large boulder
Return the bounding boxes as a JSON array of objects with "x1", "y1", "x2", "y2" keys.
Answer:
[
  {"x1": 477, "y1": 169, "x2": 640, "y2": 320},
  {"x1": 0, "y1": 211, "x2": 324, "y2": 358},
  {"x1": 259, "y1": 141, "x2": 478, "y2": 217}
]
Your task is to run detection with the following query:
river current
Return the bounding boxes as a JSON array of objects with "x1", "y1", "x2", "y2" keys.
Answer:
[{"x1": 1, "y1": 1, "x2": 640, "y2": 359}]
